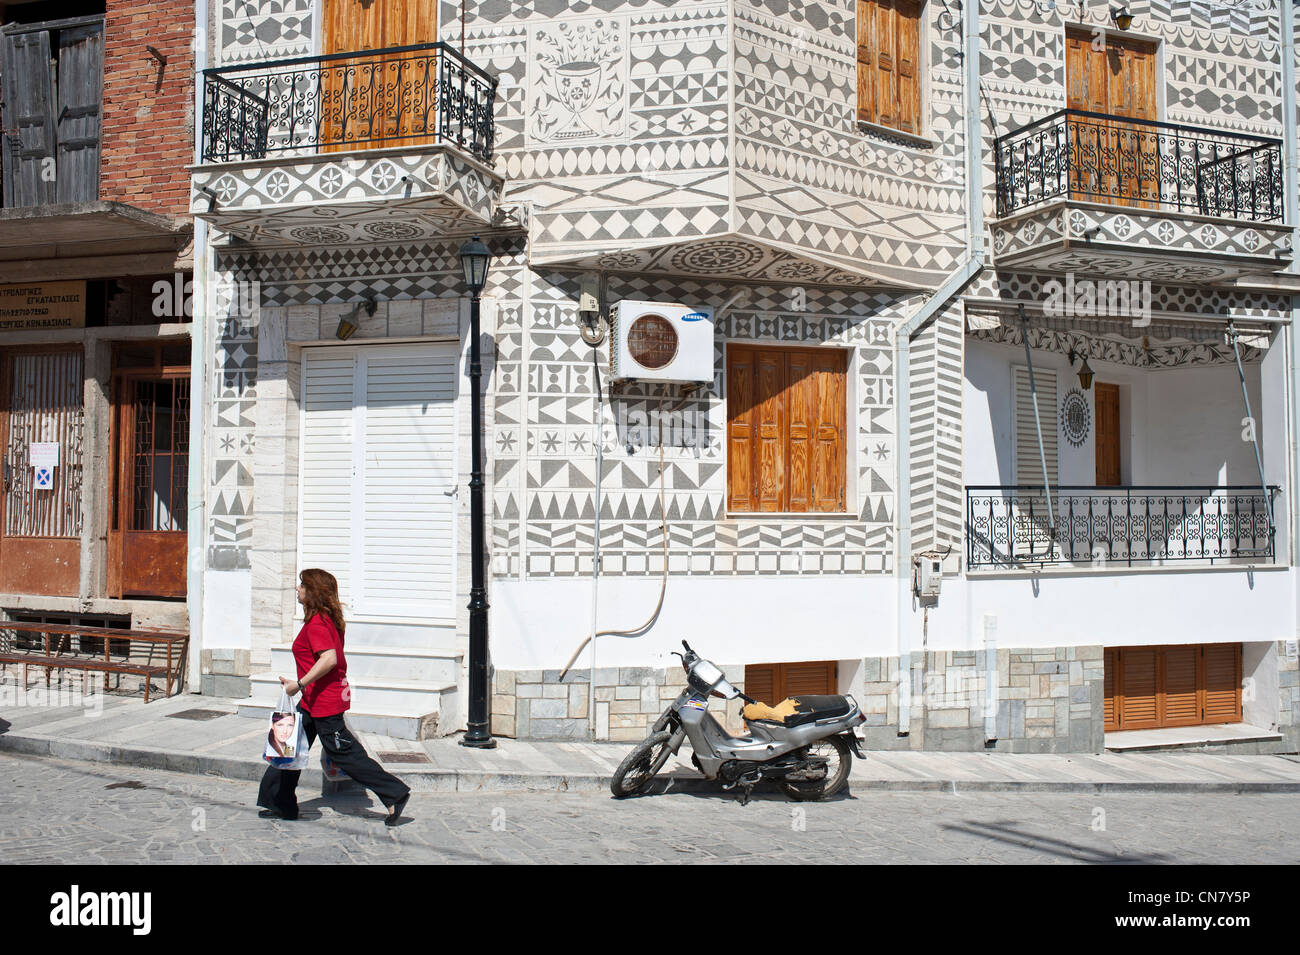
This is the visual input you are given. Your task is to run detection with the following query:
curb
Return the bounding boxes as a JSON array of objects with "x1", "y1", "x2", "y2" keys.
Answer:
[{"x1": 3, "y1": 732, "x2": 1299, "y2": 795}]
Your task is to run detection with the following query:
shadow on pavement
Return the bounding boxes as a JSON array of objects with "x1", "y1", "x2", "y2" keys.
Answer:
[{"x1": 939, "y1": 819, "x2": 1173, "y2": 864}]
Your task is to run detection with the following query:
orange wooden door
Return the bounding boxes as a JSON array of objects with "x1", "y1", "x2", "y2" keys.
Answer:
[
  {"x1": 0, "y1": 347, "x2": 83, "y2": 597},
  {"x1": 1202, "y1": 644, "x2": 1242, "y2": 725},
  {"x1": 743, "y1": 661, "x2": 838, "y2": 704},
  {"x1": 320, "y1": 0, "x2": 437, "y2": 151},
  {"x1": 1094, "y1": 382, "x2": 1121, "y2": 485},
  {"x1": 1065, "y1": 33, "x2": 1158, "y2": 208}
]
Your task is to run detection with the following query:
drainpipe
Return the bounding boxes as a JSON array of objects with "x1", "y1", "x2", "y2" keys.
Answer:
[
  {"x1": 187, "y1": 0, "x2": 210, "y2": 693},
  {"x1": 1280, "y1": 0, "x2": 1300, "y2": 574},
  {"x1": 894, "y1": 0, "x2": 984, "y2": 735}
]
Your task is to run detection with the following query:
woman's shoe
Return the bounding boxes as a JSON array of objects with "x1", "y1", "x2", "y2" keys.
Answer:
[
  {"x1": 385, "y1": 793, "x2": 410, "y2": 827},
  {"x1": 258, "y1": 807, "x2": 299, "y2": 820}
]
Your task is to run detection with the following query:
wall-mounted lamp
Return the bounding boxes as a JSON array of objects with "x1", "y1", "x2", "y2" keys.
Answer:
[
  {"x1": 1110, "y1": 6, "x2": 1134, "y2": 30},
  {"x1": 335, "y1": 294, "x2": 377, "y2": 341},
  {"x1": 1067, "y1": 346, "x2": 1095, "y2": 391}
]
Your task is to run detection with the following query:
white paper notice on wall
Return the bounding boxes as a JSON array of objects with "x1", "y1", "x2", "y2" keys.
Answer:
[{"x1": 29, "y1": 442, "x2": 59, "y2": 468}]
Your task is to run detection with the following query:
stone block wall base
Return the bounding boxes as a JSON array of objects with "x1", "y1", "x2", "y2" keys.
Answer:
[{"x1": 201, "y1": 674, "x2": 251, "y2": 699}]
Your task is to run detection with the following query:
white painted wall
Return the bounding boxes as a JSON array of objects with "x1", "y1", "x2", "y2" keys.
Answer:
[
  {"x1": 923, "y1": 568, "x2": 1295, "y2": 652},
  {"x1": 490, "y1": 567, "x2": 1296, "y2": 666},
  {"x1": 201, "y1": 569, "x2": 252, "y2": 649},
  {"x1": 1242, "y1": 641, "x2": 1279, "y2": 730}
]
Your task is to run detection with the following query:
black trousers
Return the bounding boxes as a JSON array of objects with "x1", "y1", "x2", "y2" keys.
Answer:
[{"x1": 257, "y1": 706, "x2": 409, "y2": 819}]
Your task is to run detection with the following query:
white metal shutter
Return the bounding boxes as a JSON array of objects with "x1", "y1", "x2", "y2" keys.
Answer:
[
  {"x1": 299, "y1": 345, "x2": 458, "y2": 621},
  {"x1": 1012, "y1": 364, "x2": 1057, "y2": 487},
  {"x1": 357, "y1": 348, "x2": 458, "y2": 617},
  {"x1": 299, "y1": 353, "x2": 357, "y2": 607}
]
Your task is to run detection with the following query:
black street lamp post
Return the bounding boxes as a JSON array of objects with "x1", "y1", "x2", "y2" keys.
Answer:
[{"x1": 459, "y1": 236, "x2": 495, "y2": 749}]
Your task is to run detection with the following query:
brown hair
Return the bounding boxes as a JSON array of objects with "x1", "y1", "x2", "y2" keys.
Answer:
[{"x1": 299, "y1": 568, "x2": 346, "y2": 637}]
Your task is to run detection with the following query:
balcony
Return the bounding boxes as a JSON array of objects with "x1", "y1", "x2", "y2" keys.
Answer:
[
  {"x1": 965, "y1": 485, "x2": 1279, "y2": 571},
  {"x1": 990, "y1": 110, "x2": 1291, "y2": 283},
  {"x1": 191, "y1": 43, "x2": 507, "y2": 247}
]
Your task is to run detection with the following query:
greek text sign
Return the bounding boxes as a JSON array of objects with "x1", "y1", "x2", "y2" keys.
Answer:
[{"x1": 0, "y1": 281, "x2": 87, "y2": 331}]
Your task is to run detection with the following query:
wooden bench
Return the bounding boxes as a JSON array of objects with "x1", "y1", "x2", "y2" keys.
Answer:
[{"x1": 0, "y1": 621, "x2": 188, "y2": 703}]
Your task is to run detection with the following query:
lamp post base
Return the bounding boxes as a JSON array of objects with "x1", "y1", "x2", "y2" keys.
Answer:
[{"x1": 459, "y1": 732, "x2": 498, "y2": 750}]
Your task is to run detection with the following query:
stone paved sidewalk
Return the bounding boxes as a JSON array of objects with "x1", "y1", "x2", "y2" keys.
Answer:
[{"x1": 3, "y1": 691, "x2": 1300, "y2": 794}]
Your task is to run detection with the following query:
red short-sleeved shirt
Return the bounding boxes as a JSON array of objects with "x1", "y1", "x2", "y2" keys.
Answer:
[{"x1": 292, "y1": 613, "x2": 349, "y2": 717}]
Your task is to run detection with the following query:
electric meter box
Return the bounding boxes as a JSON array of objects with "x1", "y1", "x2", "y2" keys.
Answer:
[
  {"x1": 609, "y1": 300, "x2": 715, "y2": 384},
  {"x1": 915, "y1": 556, "x2": 943, "y2": 598}
]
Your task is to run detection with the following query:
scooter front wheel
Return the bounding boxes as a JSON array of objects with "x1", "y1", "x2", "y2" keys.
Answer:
[
  {"x1": 610, "y1": 731, "x2": 673, "y2": 798},
  {"x1": 782, "y1": 735, "x2": 851, "y2": 801}
]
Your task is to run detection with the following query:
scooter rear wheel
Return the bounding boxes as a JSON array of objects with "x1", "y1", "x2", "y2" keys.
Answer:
[
  {"x1": 610, "y1": 731, "x2": 674, "y2": 798},
  {"x1": 781, "y1": 735, "x2": 851, "y2": 801}
]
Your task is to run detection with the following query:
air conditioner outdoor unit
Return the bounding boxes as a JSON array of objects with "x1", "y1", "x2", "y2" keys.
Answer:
[{"x1": 609, "y1": 300, "x2": 714, "y2": 384}]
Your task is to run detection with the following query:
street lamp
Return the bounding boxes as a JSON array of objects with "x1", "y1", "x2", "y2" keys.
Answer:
[{"x1": 459, "y1": 236, "x2": 496, "y2": 749}]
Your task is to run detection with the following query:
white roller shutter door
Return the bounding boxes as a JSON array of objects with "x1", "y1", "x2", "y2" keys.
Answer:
[{"x1": 299, "y1": 344, "x2": 459, "y2": 620}]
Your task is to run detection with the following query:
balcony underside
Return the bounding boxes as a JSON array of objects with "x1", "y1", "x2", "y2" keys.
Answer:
[
  {"x1": 531, "y1": 232, "x2": 890, "y2": 288},
  {"x1": 991, "y1": 201, "x2": 1292, "y2": 283},
  {"x1": 191, "y1": 146, "x2": 506, "y2": 248}
]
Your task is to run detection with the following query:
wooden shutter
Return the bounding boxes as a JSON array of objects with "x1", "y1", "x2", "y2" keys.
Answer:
[
  {"x1": 786, "y1": 352, "x2": 815, "y2": 512},
  {"x1": 1103, "y1": 648, "x2": 1118, "y2": 731},
  {"x1": 783, "y1": 661, "x2": 838, "y2": 697},
  {"x1": 726, "y1": 347, "x2": 756, "y2": 512},
  {"x1": 753, "y1": 349, "x2": 786, "y2": 512},
  {"x1": 55, "y1": 22, "x2": 104, "y2": 204},
  {"x1": 895, "y1": 0, "x2": 921, "y2": 134},
  {"x1": 1162, "y1": 646, "x2": 1200, "y2": 727},
  {"x1": 1202, "y1": 644, "x2": 1241, "y2": 724},
  {"x1": 856, "y1": 1, "x2": 876, "y2": 123},
  {"x1": 743, "y1": 664, "x2": 778, "y2": 706},
  {"x1": 299, "y1": 352, "x2": 358, "y2": 608},
  {"x1": 874, "y1": 1, "x2": 898, "y2": 129},
  {"x1": 812, "y1": 351, "x2": 847, "y2": 512},
  {"x1": 358, "y1": 349, "x2": 457, "y2": 618},
  {"x1": 1118, "y1": 648, "x2": 1159, "y2": 729},
  {"x1": 1013, "y1": 365, "x2": 1057, "y2": 487},
  {"x1": 0, "y1": 30, "x2": 57, "y2": 208}
]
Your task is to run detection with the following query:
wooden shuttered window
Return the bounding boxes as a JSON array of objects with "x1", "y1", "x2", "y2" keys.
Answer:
[
  {"x1": 1105, "y1": 644, "x2": 1242, "y2": 731},
  {"x1": 744, "y1": 661, "x2": 838, "y2": 705},
  {"x1": 727, "y1": 344, "x2": 847, "y2": 513},
  {"x1": 856, "y1": 0, "x2": 922, "y2": 134}
]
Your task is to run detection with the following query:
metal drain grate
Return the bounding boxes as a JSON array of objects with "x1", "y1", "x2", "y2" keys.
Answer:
[
  {"x1": 166, "y1": 708, "x2": 231, "y2": 721},
  {"x1": 376, "y1": 751, "x2": 432, "y2": 764}
]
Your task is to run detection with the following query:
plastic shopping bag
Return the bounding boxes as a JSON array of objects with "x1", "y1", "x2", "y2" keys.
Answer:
[{"x1": 264, "y1": 689, "x2": 310, "y2": 771}]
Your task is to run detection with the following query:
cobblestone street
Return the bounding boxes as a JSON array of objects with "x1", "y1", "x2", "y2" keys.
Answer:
[{"x1": 2, "y1": 752, "x2": 1298, "y2": 865}]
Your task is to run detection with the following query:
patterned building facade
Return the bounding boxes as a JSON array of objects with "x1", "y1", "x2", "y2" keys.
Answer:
[{"x1": 192, "y1": 0, "x2": 1299, "y2": 751}]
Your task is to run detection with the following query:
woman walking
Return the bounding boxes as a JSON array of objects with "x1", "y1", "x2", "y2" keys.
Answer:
[{"x1": 257, "y1": 568, "x2": 411, "y2": 825}]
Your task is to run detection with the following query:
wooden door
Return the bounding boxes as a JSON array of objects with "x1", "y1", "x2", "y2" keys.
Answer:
[
  {"x1": 319, "y1": 0, "x2": 438, "y2": 151},
  {"x1": 1065, "y1": 33, "x2": 1158, "y2": 207},
  {"x1": 55, "y1": 21, "x2": 104, "y2": 203},
  {"x1": 109, "y1": 343, "x2": 190, "y2": 599},
  {"x1": 1105, "y1": 644, "x2": 1242, "y2": 731},
  {"x1": 0, "y1": 347, "x2": 84, "y2": 596},
  {"x1": 743, "y1": 661, "x2": 838, "y2": 704},
  {"x1": 0, "y1": 29, "x2": 57, "y2": 208},
  {"x1": 1094, "y1": 382, "x2": 1121, "y2": 485}
]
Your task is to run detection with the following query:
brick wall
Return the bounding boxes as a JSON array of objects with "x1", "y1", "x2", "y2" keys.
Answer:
[{"x1": 99, "y1": 0, "x2": 193, "y2": 217}]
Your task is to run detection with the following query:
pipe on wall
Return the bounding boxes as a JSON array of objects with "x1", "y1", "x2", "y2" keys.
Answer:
[{"x1": 892, "y1": 0, "x2": 985, "y2": 735}]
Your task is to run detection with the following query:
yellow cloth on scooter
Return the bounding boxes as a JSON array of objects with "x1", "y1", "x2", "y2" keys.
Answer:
[{"x1": 743, "y1": 698, "x2": 801, "y2": 723}]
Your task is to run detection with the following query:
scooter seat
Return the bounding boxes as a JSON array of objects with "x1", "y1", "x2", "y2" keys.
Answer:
[{"x1": 743, "y1": 695, "x2": 851, "y2": 728}]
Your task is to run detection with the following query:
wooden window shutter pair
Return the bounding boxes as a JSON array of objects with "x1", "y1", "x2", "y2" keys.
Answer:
[
  {"x1": 726, "y1": 345, "x2": 847, "y2": 513},
  {"x1": 857, "y1": 0, "x2": 922, "y2": 134}
]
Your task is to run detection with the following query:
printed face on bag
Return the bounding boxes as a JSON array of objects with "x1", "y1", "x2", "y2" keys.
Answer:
[{"x1": 272, "y1": 713, "x2": 295, "y2": 745}]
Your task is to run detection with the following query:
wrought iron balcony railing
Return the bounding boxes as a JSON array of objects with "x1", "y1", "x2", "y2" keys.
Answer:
[
  {"x1": 966, "y1": 485, "x2": 1279, "y2": 570},
  {"x1": 994, "y1": 109, "x2": 1283, "y2": 223},
  {"x1": 200, "y1": 43, "x2": 497, "y2": 164}
]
